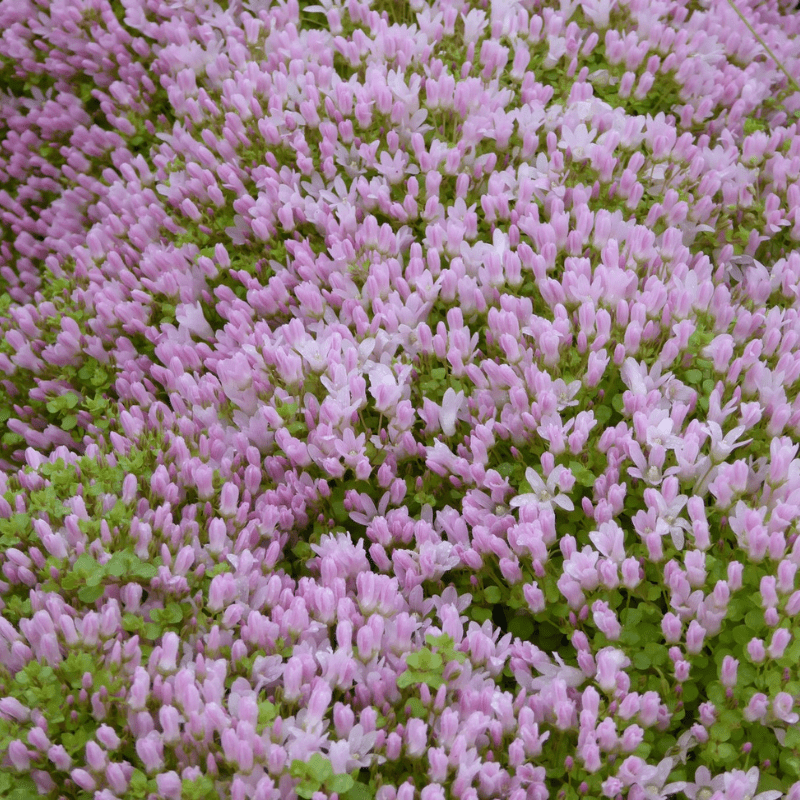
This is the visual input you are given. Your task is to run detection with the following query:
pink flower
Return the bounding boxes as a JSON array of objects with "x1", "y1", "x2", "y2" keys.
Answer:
[
  {"x1": 592, "y1": 601, "x2": 621, "y2": 640},
  {"x1": 720, "y1": 656, "x2": 739, "y2": 688},
  {"x1": 511, "y1": 466, "x2": 574, "y2": 512},
  {"x1": 559, "y1": 124, "x2": 597, "y2": 163},
  {"x1": 595, "y1": 647, "x2": 629, "y2": 692},
  {"x1": 773, "y1": 692, "x2": 799, "y2": 724},
  {"x1": 589, "y1": 521, "x2": 626, "y2": 563},
  {"x1": 703, "y1": 421, "x2": 752, "y2": 462}
]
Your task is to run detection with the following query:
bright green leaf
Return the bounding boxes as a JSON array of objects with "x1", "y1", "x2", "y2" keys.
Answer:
[
  {"x1": 77, "y1": 584, "x2": 104, "y2": 603},
  {"x1": 327, "y1": 774, "x2": 355, "y2": 793}
]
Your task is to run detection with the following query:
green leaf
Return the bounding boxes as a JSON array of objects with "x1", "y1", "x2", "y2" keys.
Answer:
[
  {"x1": 77, "y1": 584, "x2": 105, "y2": 603},
  {"x1": 132, "y1": 561, "x2": 158, "y2": 580},
  {"x1": 427, "y1": 652, "x2": 443, "y2": 670},
  {"x1": 594, "y1": 404, "x2": 612, "y2": 424},
  {"x1": 470, "y1": 606, "x2": 492, "y2": 623},
  {"x1": 632, "y1": 651, "x2": 651, "y2": 670},
  {"x1": 106, "y1": 552, "x2": 128, "y2": 577},
  {"x1": 123, "y1": 613, "x2": 143, "y2": 632},
  {"x1": 343, "y1": 781, "x2": 374, "y2": 800},
  {"x1": 142, "y1": 622, "x2": 162, "y2": 639},
  {"x1": 484, "y1": 585, "x2": 502, "y2": 604},
  {"x1": 182, "y1": 776, "x2": 215, "y2": 800},
  {"x1": 332, "y1": 500, "x2": 348, "y2": 522},
  {"x1": 62, "y1": 414, "x2": 78, "y2": 431},
  {"x1": 710, "y1": 722, "x2": 731, "y2": 742},
  {"x1": 130, "y1": 769, "x2": 148, "y2": 798},
  {"x1": 508, "y1": 614, "x2": 535, "y2": 640},
  {"x1": 405, "y1": 652, "x2": 422, "y2": 669},
  {"x1": 396, "y1": 670, "x2": 420, "y2": 689},
  {"x1": 74, "y1": 553, "x2": 99, "y2": 573},
  {"x1": 308, "y1": 754, "x2": 333, "y2": 783},
  {"x1": 290, "y1": 760, "x2": 309, "y2": 779},
  {"x1": 685, "y1": 369, "x2": 702, "y2": 384},
  {"x1": 744, "y1": 609, "x2": 764, "y2": 631},
  {"x1": 8, "y1": 777, "x2": 39, "y2": 800},
  {"x1": 426, "y1": 633, "x2": 455, "y2": 649},
  {"x1": 716, "y1": 743, "x2": 736, "y2": 763},
  {"x1": 420, "y1": 673, "x2": 445, "y2": 689},
  {"x1": 296, "y1": 781, "x2": 319, "y2": 799},
  {"x1": 258, "y1": 701, "x2": 277, "y2": 726},
  {"x1": 327, "y1": 774, "x2": 355, "y2": 793},
  {"x1": 405, "y1": 698, "x2": 427, "y2": 718},
  {"x1": 164, "y1": 603, "x2": 184, "y2": 624}
]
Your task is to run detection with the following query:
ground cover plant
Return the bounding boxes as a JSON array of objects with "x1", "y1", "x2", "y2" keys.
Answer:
[{"x1": 3, "y1": 0, "x2": 800, "y2": 797}]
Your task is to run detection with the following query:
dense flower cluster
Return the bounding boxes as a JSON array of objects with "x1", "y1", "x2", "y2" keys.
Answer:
[{"x1": 2, "y1": 0, "x2": 800, "y2": 798}]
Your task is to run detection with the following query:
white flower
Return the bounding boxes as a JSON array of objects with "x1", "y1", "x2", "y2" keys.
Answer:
[{"x1": 510, "y1": 466, "x2": 574, "y2": 512}]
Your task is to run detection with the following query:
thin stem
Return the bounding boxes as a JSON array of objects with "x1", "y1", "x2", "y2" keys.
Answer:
[{"x1": 726, "y1": 0, "x2": 800, "y2": 96}]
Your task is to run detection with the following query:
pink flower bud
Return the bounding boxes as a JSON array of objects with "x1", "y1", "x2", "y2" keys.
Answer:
[
  {"x1": 699, "y1": 702, "x2": 716, "y2": 726},
  {"x1": 160, "y1": 705, "x2": 182, "y2": 743},
  {"x1": 744, "y1": 693, "x2": 769, "y2": 722},
  {"x1": 96, "y1": 725, "x2": 120, "y2": 751},
  {"x1": 156, "y1": 772, "x2": 182, "y2": 800},
  {"x1": 773, "y1": 692, "x2": 799, "y2": 724},
  {"x1": 592, "y1": 601, "x2": 621, "y2": 640},
  {"x1": 48, "y1": 744, "x2": 72, "y2": 771},
  {"x1": 405, "y1": 718, "x2": 428, "y2": 758},
  {"x1": 765, "y1": 608, "x2": 780, "y2": 626},
  {"x1": 122, "y1": 473, "x2": 138, "y2": 504},
  {"x1": 621, "y1": 557, "x2": 641, "y2": 588},
  {"x1": 106, "y1": 762, "x2": 129, "y2": 794},
  {"x1": 195, "y1": 464, "x2": 215, "y2": 500},
  {"x1": 727, "y1": 561, "x2": 744, "y2": 591},
  {"x1": 778, "y1": 560, "x2": 798, "y2": 593},
  {"x1": 768, "y1": 628, "x2": 792, "y2": 660},
  {"x1": 523, "y1": 582, "x2": 546, "y2": 613},
  {"x1": 135, "y1": 732, "x2": 164, "y2": 773},
  {"x1": 761, "y1": 576, "x2": 779, "y2": 608},
  {"x1": 748, "y1": 638, "x2": 766, "y2": 663},
  {"x1": 71, "y1": 769, "x2": 96, "y2": 792},
  {"x1": 219, "y1": 482, "x2": 240, "y2": 517},
  {"x1": 721, "y1": 655, "x2": 739, "y2": 688},
  {"x1": 0, "y1": 698, "x2": 30, "y2": 722},
  {"x1": 674, "y1": 660, "x2": 690, "y2": 682},
  {"x1": 686, "y1": 620, "x2": 706, "y2": 654},
  {"x1": 8, "y1": 740, "x2": 30, "y2": 771},
  {"x1": 620, "y1": 724, "x2": 644, "y2": 752},
  {"x1": 661, "y1": 613, "x2": 682, "y2": 643}
]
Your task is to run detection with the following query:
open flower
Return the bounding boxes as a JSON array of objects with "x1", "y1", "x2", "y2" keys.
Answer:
[
  {"x1": 510, "y1": 467, "x2": 574, "y2": 512},
  {"x1": 559, "y1": 123, "x2": 597, "y2": 162}
]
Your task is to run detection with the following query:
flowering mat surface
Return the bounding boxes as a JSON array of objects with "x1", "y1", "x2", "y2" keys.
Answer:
[{"x1": 5, "y1": 0, "x2": 800, "y2": 798}]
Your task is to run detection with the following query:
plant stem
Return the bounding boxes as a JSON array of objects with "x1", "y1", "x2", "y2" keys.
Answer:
[{"x1": 726, "y1": 0, "x2": 800, "y2": 96}]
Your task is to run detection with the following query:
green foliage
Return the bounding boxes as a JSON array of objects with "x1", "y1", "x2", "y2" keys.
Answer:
[
  {"x1": 290, "y1": 755, "x2": 356, "y2": 798},
  {"x1": 182, "y1": 775, "x2": 217, "y2": 800},
  {"x1": 397, "y1": 634, "x2": 466, "y2": 691}
]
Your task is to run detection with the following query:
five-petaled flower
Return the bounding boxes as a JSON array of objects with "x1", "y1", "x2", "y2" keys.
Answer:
[{"x1": 510, "y1": 466, "x2": 574, "y2": 512}]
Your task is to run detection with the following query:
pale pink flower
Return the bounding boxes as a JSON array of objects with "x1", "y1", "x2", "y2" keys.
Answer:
[
  {"x1": 510, "y1": 466, "x2": 574, "y2": 512},
  {"x1": 703, "y1": 421, "x2": 752, "y2": 462},
  {"x1": 559, "y1": 123, "x2": 597, "y2": 162}
]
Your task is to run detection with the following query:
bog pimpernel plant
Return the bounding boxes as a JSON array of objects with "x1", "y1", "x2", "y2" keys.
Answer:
[{"x1": 2, "y1": 0, "x2": 800, "y2": 797}]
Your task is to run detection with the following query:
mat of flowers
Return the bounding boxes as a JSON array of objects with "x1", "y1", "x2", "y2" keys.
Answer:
[{"x1": 2, "y1": 0, "x2": 800, "y2": 797}]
